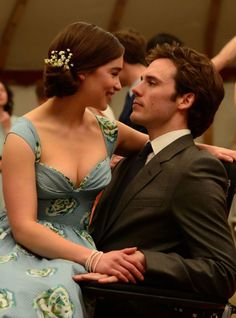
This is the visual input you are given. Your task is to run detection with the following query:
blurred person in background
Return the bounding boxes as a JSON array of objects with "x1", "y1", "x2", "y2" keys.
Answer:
[{"x1": 0, "y1": 80, "x2": 18, "y2": 209}]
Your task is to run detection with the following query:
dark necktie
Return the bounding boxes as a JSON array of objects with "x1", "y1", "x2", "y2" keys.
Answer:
[
  {"x1": 110, "y1": 142, "x2": 153, "y2": 210},
  {"x1": 125, "y1": 141, "x2": 153, "y2": 184}
]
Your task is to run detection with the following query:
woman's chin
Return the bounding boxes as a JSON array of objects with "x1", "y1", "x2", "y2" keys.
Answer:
[
  {"x1": 130, "y1": 113, "x2": 140, "y2": 124},
  {"x1": 100, "y1": 103, "x2": 109, "y2": 111}
]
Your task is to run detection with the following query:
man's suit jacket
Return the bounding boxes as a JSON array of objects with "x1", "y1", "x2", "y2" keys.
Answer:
[{"x1": 90, "y1": 135, "x2": 236, "y2": 299}]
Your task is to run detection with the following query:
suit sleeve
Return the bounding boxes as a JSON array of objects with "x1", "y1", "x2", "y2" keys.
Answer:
[{"x1": 142, "y1": 155, "x2": 236, "y2": 299}]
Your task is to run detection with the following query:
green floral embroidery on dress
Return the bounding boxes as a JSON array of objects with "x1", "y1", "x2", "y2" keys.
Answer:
[
  {"x1": 16, "y1": 244, "x2": 35, "y2": 257},
  {"x1": 0, "y1": 252, "x2": 17, "y2": 264},
  {"x1": 35, "y1": 141, "x2": 41, "y2": 162},
  {"x1": 43, "y1": 222, "x2": 66, "y2": 237},
  {"x1": 79, "y1": 211, "x2": 91, "y2": 231},
  {"x1": 80, "y1": 161, "x2": 104, "y2": 189},
  {"x1": 45, "y1": 198, "x2": 77, "y2": 216},
  {"x1": 97, "y1": 116, "x2": 118, "y2": 143},
  {"x1": 33, "y1": 285, "x2": 74, "y2": 318},
  {"x1": 0, "y1": 289, "x2": 15, "y2": 310},
  {"x1": 64, "y1": 176, "x2": 74, "y2": 187},
  {"x1": 0, "y1": 228, "x2": 10, "y2": 240},
  {"x1": 26, "y1": 267, "x2": 57, "y2": 277},
  {"x1": 79, "y1": 175, "x2": 90, "y2": 189},
  {"x1": 74, "y1": 227, "x2": 96, "y2": 248},
  {"x1": 39, "y1": 162, "x2": 75, "y2": 188}
]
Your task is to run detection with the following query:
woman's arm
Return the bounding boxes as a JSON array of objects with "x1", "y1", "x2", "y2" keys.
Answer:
[
  {"x1": 211, "y1": 36, "x2": 236, "y2": 72},
  {"x1": 196, "y1": 142, "x2": 236, "y2": 162},
  {"x1": 2, "y1": 133, "x2": 144, "y2": 282},
  {"x1": 3, "y1": 133, "x2": 93, "y2": 262},
  {"x1": 115, "y1": 120, "x2": 236, "y2": 162},
  {"x1": 115, "y1": 121, "x2": 148, "y2": 156}
]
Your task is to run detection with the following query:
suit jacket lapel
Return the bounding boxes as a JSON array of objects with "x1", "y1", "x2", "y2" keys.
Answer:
[
  {"x1": 93, "y1": 135, "x2": 194, "y2": 240},
  {"x1": 114, "y1": 135, "x2": 195, "y2": 214},
  {"x1": 112, "y1": 158, "x2": 162, "y2": 215},
  {"x1": 90, "y1": 155, "x2": 134, "y2": 238}
]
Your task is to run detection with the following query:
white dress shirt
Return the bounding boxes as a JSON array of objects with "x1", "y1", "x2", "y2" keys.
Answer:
[{"x1": 146, "y1": 129, "x2": 191, "y2": 163}]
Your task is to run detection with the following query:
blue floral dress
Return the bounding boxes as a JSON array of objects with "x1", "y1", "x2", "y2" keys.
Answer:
[{"x1": 0, "y1": 116, "x2": 118, "y2": 318}]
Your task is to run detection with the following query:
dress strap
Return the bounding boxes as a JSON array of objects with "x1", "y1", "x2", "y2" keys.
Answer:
[
  {"x1": 7, "y1": 117, "x2": 41, "y2": 162},
  {"x1": 95, "y1": 115, "x2": 118, "y2": 158}
]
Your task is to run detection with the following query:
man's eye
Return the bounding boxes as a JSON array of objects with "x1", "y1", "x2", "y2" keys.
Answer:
[{"x1": 148, "y1": 81, "x2": 156, "y2": 86}]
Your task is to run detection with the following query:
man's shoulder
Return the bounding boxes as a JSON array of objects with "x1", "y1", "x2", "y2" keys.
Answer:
[
  {"x1": 180, "y1": 145, "x2": 227, "y2": 178},
  {"x1": 161, "y1": 138, "x2": 221, "y2": 168},
  {"x1": 182, "y1": 143, "x2": 221, "y2": 162}
]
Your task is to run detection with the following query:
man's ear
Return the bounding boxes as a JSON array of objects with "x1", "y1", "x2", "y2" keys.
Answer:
[{"x1": 178, "y1": 92, "x2": 195, "y2": 110}]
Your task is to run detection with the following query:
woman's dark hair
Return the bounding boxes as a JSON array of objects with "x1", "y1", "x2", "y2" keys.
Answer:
[
  {"x1": 44, "y1": 22, "x2": 124, "y2": 98},
  {"x1": 146, "y1": 44, "x2": 224, "y2": 138},
  {"x1": 0, "y1": 80, "x2": 14, "y2": 115}
]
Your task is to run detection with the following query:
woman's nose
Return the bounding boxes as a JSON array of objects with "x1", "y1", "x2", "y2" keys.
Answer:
[{"x1": 115, "y1": 79, "x2": 122, "y2": 91}]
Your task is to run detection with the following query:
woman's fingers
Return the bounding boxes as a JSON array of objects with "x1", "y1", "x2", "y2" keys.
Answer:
[
  {"x1": 109, "y1": 267, "x2": 136, "y2": 283},
  {"x1": 112, "y1": 251, "x2": 145, "y2": 281},
  {"x1": 94, "y1": 249, "x2": 145, "y2": 283},
  {"x1": 120, "y1": 247, "x2": 137, "y2": 254},
  {"x1": 122, "y1": 258, "x2": 144, "y2": 281},
  {"x1": 108, "y1": 257, "x2": 144, "y2": 283},
  {"x1": 73, "y1": 272, "x2": 108, "y2": 281},
  {"x1": 123, "y1": 251, "x2": 146, "y2": 273},
  {"x1": 98, "y1": 275, "x2": 119, "y2": 284},
  {"x1": 73, "y1": 272, "x2": 119, "y2": 284}
]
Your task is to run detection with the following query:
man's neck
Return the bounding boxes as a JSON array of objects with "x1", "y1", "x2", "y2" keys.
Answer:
[{"x1": 148, "y1": 125, "x2": 188, "y2": 141}]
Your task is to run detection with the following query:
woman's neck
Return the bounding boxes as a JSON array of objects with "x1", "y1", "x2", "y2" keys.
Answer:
[{"x1": 49, "y1": 96, "x2": 86, "y2": 125}]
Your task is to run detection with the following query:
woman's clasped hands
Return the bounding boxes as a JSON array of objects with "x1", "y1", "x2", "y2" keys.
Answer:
[{"x1": 74, "y1": 247, "x2": 145, "y2": 284}]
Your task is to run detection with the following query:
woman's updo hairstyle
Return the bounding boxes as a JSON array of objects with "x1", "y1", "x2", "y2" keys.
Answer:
[{"x1": 44, "y1": 22, "x2": 124, "y2": 98}]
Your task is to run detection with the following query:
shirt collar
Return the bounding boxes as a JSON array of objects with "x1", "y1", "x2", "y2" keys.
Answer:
[{"x1": 150, "y1": 129, "x2": 191, "y2": 155}]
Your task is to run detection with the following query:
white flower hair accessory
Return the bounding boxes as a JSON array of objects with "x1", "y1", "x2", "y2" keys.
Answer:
[{"x1": 44, "y1": 48, "x2": 74, "y2": 70}]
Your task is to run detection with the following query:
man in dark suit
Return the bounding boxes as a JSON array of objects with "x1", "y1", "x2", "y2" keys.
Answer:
[{"x1": 75, "y1": 44, "x2": 236, "y2": 316}]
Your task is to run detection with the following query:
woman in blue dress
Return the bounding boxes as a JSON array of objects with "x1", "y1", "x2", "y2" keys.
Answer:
[{"x1": 0, "y1": 22, "x2": 147, "y2": 318}]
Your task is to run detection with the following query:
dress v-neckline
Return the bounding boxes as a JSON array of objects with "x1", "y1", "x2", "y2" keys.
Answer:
[{"x1": 22, "y1": 116, "x2": 109, "y2": 190}]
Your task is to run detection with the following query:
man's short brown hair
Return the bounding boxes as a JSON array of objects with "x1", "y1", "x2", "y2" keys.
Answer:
[{"x1": 147, "y1": 44, "x2": 224, "y2": 138}]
